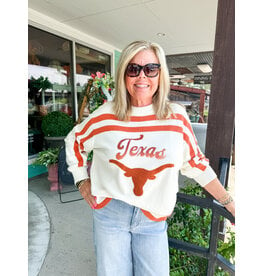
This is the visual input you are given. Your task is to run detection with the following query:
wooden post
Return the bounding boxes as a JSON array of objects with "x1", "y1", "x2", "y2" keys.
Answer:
[
  {"x1": 199, "y1": 92, "x2": 205, "y2": 119},
  {"x1": 205, "y1": 0, "x2": 235, "y2": 187}
]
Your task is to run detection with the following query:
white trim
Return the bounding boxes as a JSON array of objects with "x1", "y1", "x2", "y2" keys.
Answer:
[{"x1": 28, "y1": 8, "x2": 119, "y2": 52}]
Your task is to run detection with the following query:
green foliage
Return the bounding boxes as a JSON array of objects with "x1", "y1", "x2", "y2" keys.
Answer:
[
  {"x1": 30, "y1": 76, "x2": 52, "y2": 91},
  {"x1": 41, "y1": 111, "x2": 74, "y2": 137},
  {"x1": 168, "y1": 182, "x2": 235, "y2": 275},
  {"x1": 217, "y1": 230, "x2": 235, "y2": 262},
  {"x1": 88, "y1": 86, "x2": 107, "y2": 114},
  {"x1": 33, "y1": 147, "x2": 60, "y2": 167},
  {"x1": 92, "y1": 72, "x2": 115, "y2": 91},
  {"x1": 87, "y1": 150, "x2": 93, "y2": 161},
  {"x1": 80, "y1": 72, "x2": 115, "y2": 115}
]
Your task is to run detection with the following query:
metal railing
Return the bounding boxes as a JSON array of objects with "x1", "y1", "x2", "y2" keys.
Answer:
[{"x1": 168, "y1": 158, "x2": 235, "y2": 275}]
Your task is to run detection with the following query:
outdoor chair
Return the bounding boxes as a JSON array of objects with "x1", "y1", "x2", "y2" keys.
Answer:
[{"x1": 57, "y1": 147, "x2": 83, "y2": 203}]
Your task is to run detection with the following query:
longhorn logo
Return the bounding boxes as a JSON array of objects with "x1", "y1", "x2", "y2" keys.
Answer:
[{"x1": 109, "y1": 159, "x2": 174, "y2": 196}]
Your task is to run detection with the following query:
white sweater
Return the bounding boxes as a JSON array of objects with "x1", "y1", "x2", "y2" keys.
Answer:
[{"x1": 65, "y1": 102, "x2": 217, "y2": 220}]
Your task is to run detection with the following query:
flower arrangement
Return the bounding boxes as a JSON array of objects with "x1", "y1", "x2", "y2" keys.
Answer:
[
  {"x1": 91, "y1": 71, "x2": 115, "y2": 92},
  {"x1": 80, "y1": 72, "x2": 115, "y2": 114}
]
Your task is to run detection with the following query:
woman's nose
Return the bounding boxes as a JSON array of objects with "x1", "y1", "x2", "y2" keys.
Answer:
[{"x1": 138, "y1": 68, "x2": 146, "y2": 78}]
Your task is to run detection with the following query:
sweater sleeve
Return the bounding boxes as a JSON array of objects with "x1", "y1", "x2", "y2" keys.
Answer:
[
  {"x1": 64, "y1": 115, "x2": 94, "y2": 184},
  {"x1": 179, "y1": 107, "x2": 217, "y2": 187}
]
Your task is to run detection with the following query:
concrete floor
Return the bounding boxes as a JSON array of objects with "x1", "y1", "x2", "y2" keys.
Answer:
[
  {"x1": 28, "y1": 191, "x2": 51, "y2": 276},
  {"x1": 28, "y1": 175, "x2": 97, "y2": 276},
  {"x1": 28, "y1": 166, "x2": 235, "y2": 276}
]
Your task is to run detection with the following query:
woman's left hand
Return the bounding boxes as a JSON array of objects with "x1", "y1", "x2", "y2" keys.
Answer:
[
  {"x1": 225, "y1": 201, "x2": 235, "y2": 217},
  {"x1": 204, "y1": 178, "x2": 235, "y2": 218}
]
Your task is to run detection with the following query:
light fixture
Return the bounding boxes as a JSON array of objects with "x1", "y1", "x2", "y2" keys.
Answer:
[
  {"x1": 197, "y1": 63, "x2": 212, "y2": 73},
  {"x1": 157, "y1": 32, "x2": 166, "y2": 37}
]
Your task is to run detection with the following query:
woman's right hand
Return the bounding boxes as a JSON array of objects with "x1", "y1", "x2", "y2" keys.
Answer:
[{"x1": 78, "y1": 179, "x2": 97, "y2": 209}]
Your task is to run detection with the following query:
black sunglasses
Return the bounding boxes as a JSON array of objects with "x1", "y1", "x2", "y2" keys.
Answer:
[{"x1": 126, "y1": 63, "x2": 161, "y2": 77}]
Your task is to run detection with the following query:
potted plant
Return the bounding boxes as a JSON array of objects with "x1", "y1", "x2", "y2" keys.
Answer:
[
  {"x1": 41, "y1": 111, "x2": 74, "y2": 148},
  {"x1": 33, "y1": 147, "x2": 61, "y2": 191},
  {"x1": 29, "y1": 76, "x2": 52, "y2": 115}
]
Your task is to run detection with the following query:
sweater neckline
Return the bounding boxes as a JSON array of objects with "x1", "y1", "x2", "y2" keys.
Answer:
[{"x1": 131, "y1": 104, "x2": 154, "y2": 116}]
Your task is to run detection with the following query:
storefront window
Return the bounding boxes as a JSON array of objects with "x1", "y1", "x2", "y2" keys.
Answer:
[
  {"x1": 28, "y1": 26, "x2": 73, "y2": 156},
  {"x1": 75, "y1": 43, "x2": 111, "y2": 118},
  {"x1": 28, "y1": 26, "x2": 112, "y2": 157}
]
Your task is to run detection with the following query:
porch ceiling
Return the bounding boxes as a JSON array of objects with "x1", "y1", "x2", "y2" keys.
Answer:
[{"x1": 28, "y1": 0, "x2": 218, "y2": 81}]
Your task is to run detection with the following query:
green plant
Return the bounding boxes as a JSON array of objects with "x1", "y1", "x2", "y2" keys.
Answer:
[
  {"x1": 91, "y1": 72, "x2": 115, "y2": 91},
  {"x1": 168, "y1": 181, "x2": 235, "y2": 275},
  {"x1": 86, "y1": 86, "x2": 107, "y2": 114},
  {"x1": 80, "y1": 72, "x2": 115, "y2": 114},
  {"x1": 41, "y1": 111, "x2": 74, "y2": 137},
  {"x1": 33, "y1": 147, "x2": 60, "y2": 167},
  {"x1": 30, "y1": 76, "x2": 52, "y2": 91}
]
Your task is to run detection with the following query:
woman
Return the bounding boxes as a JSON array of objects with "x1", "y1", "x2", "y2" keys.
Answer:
[{"x1": 65, "y1": 40, "x2": 235, "y2": 276}]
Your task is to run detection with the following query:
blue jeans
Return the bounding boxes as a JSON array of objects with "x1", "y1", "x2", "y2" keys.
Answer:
[{"x1": 93, "y1": 199, "x2": 169, "y2": 276}]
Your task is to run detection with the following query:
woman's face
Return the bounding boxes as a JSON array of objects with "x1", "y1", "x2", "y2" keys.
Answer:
[{"x1": 125, "y1": 49, "x2": 160, "y2": 107}]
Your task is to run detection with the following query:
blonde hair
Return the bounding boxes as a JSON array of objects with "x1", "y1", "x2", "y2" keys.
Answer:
[{"x1": 113, "y1": 40, "x2": 172, "y2": 121}]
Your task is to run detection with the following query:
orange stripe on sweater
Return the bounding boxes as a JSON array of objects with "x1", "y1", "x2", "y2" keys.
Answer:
[
  {"x1": 93, "y1": 199, "x2": 168, "y2": 222},
  {"x1": 79, "y1": 125, "x2": 184, "y2": 150},
  {"x1": 174, "y1": 113, "x2": 207, "y2": 171},
  {"x1": 74, "y1": 112, "x2": 205, "y2": 168},
  {"x1": 94, "y1": 197, "x2": 112, "y2": 209},
  {"x1": 74, "y1": 116, "x2": 116, "y2": 166},
  {"x1": 188, "y1": 159, "x2": 207, "y2": 171},
  {"x1": 74, "y1": 114, "x2": 157, "y2": 165},
  {"x1": 76, "y1": 114, "x2": 157, "y2": 138},
  {"x1": 74, "y1": 140, "x2": 84, "y2": 166},
  {"x1": 130, "y1": 115, "x2": 157, "y2": 121},
  {"x1": 76, "y1": 113, "x2": 192, "y2": 140},
  {"x1": 174, "y1": 113, "x2": 198, "y2": 144},
  {"x1": 75, "y1": 114, "x2": 117, "y2": 138},
  {"x1": 183, "y1": 132, "x2": 207, "y2": 171},
  {"x1": 141, "y1": 209, "x2": 168, "y2": 221}
]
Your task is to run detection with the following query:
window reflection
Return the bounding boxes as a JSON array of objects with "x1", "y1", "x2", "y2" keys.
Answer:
[
  {"x1": 28, "y1": 26, "x2": 111, "y2": 156},
  {"x1": 75, "y1": 43, "x2": 111, "y2": 118},
  {"x1": 28, "y1": 26, "x2": 73, "y2": 155},
  {"x1": 28, "y1": 26, "x2": 73, "y2": 117}
]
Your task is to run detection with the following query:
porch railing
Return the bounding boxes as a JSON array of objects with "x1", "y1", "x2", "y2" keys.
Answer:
[{"x1": 168, "y1": 158, "x2": 235, "y2": 275}]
